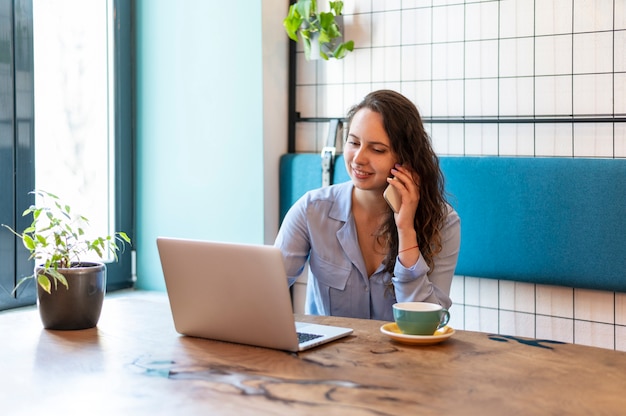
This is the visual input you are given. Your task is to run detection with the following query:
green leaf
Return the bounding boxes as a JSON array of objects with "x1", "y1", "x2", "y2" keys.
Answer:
[
  {"x1": 329, "y1": 1, "x2": 343, "y2": 15},
  {"x1": 12, "y1": 275, "x2": 33, "y2": 295},
  {"x1": 42, "y1": 190, "x2": 60, "y2": 200},
  {"x1": 333, "y1": 40, "x2": 354, "y2": 59},
  {"x1": 296, "y1": 0, "x2": 313, "y2": 19},
  {"x1": 318, "y1": 11, "x2": 334, "y2": 31},
  {"x1": 48, "y1": 269, "x2": 69, "y2": 289},
  {"x1": 302, "y1": 36, "x2": 313, "y2": 60},
  {"x1": 22, "y1": 234, "x2": 35, "y2": 250},
  {"x1": 37, "y1": 274, "x2": 52, "y2": 294},
  {"x1": 283, "y1": 4, "x2": 303, "y2": 41},
  {"x1": 118, "y1": 232, "x2": 131, "y2": 244}
]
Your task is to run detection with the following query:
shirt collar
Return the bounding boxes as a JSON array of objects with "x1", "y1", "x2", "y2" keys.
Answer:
[{"x1": 329, "y1": 181, "x2": 354, "y2": 222}]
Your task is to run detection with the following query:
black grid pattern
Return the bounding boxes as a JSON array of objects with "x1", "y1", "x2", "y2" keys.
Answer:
[{"x1": 292, "y1": 0, "x2": 625, "y2": 158}]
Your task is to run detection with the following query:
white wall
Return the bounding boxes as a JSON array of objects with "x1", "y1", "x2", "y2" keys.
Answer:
[{"x1": 263, "y1": 0, "x2": 289, "y2": 244}]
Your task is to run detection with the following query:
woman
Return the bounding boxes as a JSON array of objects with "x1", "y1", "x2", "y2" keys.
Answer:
[{"x1": 275, "y1": 90, "x2": 460, "y2": 321}]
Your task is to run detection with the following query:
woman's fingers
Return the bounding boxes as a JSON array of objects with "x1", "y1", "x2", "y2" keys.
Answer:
[{"x1": 391, "y1": 165, "x2": 419, "y2": 193}]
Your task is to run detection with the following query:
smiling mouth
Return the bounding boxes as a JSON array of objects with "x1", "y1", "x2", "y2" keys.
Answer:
[{"x1": 351, "y1": 167, "x2": 372, "y2": 179}]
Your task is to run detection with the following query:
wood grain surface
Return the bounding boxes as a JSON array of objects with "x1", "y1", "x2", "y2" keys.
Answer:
[{"x1": 2, "y1": 291, "x2": 625, "y2": 415}]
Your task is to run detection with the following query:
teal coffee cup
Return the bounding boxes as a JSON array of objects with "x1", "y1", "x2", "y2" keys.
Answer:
[{"x1": 392, "y1": 302, "x2": 450, "y2": 335}]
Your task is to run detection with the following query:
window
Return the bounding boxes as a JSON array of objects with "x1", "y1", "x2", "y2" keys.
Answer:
[
  {"x1": 34, "y1": 0, "x2": 113, "y2": 252},
  {"x1": 0, "y1": 0, "x2": 133, "y2": 311},
  {"x1": 34, "y1": 0, "x2": 114, "y2": 260}
]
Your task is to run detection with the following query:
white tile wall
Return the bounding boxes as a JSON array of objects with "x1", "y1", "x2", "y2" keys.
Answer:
[
  {"x1": 432, "y1": 4, "x2": 464, "y2": 42},
  {"x1": 574, "y1": 289, "x2": 614, "y2": 324},
  {"x1": 615, "y1": 325, "x2": 626, "y2": 351},
  {"x1": 574, "y1": 0, "x2": 614, "y2": 32},
  {"x1": 534, "y1": 123, "x2": 574, "y2": 156},
  {"x1": 535, "y1": 35, "x2": 572, "y2": 76},
  {"x1": 499, "y1": 0, "x2": 534, "y2": 38},
  {"x1": 617, "y1": 124, "x2": 626, "y2": 157},
  {"x1": 432, "y1": 42, "x2": 464, "y2": 80},
  {"x1": 536, "y1": 315, "x2": 573, "y2": 343},
  {"x1": 536, "y1": 284, "x2": 574, "y2": 318},
  {"x1": 573, "y1": 32, "x2": 613, "y2": 74},
  {"x1": 291, "y1": 1, "x2": 626, "y2": 351},
  {"x1": 573, "y1": 74, "x2": 613, "y2": 116},
  {"x1": 465, "y1": 1, "x2": 498, "y2": 40},
  {"x1": 535, "y1": 0, "x2": 572, "y2": 36},
  {"x1": 498, "y1": 77, "x2": 534, "y2": 117},
  {"x1": 617, "y1": 1, "x2": 626, "y2": 29},
  {"x1": 500, "y1": 281, "x2": 535, "y2": 314},
  {"x1": 616, "y1": 31, "x2": 626, "y2": 72},
  {"x1": 464, "y1": 79, "x2": 498, "y2": 116},
  {"x1": 499, "y1": 37, "x2": 534, "y2": 77},
  {"x1": 574, "y1": 123, "x2": 615, "y2": 158},
  {"x1": 465, "y1": 40, "x2": 498, "y2": 79},
  {"x1": 464, "y1": 123, "x2": 499, "y2": 154},
  {"x1": 616, "y1": 73, "x2": 626, "y2": 114},
  {"x1": 465, "y1": 305, "x2": 499, "y2": 333},
  {"x1": 575, "y1": 321, "x2": 615, "y2": 349},
  {"x1": 500, "y1": 310, "x2": 535, "y2": 338},
  {"x1": 535, "y1": 76, "x2": 573, "y2": 116}
]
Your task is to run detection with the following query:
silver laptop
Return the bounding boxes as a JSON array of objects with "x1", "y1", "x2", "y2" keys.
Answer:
[{"x1": 156, "y1": 237, "x2": 353, "y2": 352}]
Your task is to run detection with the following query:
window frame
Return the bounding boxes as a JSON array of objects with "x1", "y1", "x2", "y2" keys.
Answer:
[{"x1": 0, "y1": 0, "x2": 36, "y2": 309}]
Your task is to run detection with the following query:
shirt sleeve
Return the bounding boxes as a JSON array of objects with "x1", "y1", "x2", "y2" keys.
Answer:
[
  {"x1": 274, "y1": 196, "x2": 311, "y2": 286},
  {"x1": 391, "y1": 207, "x2": 461, "y2": 309}
]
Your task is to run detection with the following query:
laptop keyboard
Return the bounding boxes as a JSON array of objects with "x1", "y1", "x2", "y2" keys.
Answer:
[{"x1": 297, "y1": 332, "x2": 323, "y2": 344}]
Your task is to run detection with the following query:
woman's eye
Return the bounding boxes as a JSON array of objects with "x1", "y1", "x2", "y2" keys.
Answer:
[{"x1": 373, "y1": 148, "x2": 385, "y2": 153}]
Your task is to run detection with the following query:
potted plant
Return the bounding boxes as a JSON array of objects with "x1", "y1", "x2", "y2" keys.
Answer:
[
  {"x1": 2, "y1": 190, "x2": 131, "y2": 330},
  {"x1": 283, "y1": 0, "x2": 354, "y2": 60}
]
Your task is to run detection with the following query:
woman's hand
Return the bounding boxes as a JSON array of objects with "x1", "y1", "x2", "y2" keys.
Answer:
[
  {"x1": 387, "y1": 164, "x2": 421, "y2": 265},
  {"x1": 387, "y1": 164, "x2": 420, "y2": 227}
]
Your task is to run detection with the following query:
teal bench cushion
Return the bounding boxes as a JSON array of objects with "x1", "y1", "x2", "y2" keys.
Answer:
[
  {"x1": 441, "y1": 157, "x2": 626, "y2": 292},
  {"x1": 279, "y1": 153, "x2": 349, "y2": 221}
]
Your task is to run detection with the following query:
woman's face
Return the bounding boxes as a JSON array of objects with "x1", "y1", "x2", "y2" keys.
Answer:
[{"x1": 344, "y1": 108, "x2": 397, "y2": 193}]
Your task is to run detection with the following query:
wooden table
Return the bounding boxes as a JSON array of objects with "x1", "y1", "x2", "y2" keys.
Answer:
[{"x1": 2, "y1": 291, "x2": 626, "y2": 415}]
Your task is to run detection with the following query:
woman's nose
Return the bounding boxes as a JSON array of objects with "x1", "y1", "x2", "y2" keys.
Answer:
[{"x1": 353, "y1": 147, "x2": 366, "y2": 164}]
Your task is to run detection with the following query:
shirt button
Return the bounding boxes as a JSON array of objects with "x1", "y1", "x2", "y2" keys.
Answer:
[{"x1": 364, "y1": 286, "x2": 369, "y2": 292}]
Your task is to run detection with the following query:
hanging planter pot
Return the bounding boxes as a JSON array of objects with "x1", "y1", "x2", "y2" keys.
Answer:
[{"x1": 308, "y1": 15, "x2": 346, "y2": 61}]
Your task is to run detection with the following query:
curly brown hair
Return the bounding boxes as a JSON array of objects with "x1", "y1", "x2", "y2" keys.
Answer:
[{"x1": 346, "y1": 90, "x2": 448, "y2": 275}]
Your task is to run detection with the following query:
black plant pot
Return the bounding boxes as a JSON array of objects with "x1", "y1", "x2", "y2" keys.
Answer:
[{"x1": 36, "y1": 262, "x2": 106, "y2": 330}]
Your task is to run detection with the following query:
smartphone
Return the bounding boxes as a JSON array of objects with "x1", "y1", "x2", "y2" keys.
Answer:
[{"x1": 383, "y1": 183, "x2": 401, "y2": 213}]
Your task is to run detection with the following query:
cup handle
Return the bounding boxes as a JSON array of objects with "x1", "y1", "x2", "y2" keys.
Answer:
[{"x1": 438, "y1": 309, "x2": 450, "y2": 329}]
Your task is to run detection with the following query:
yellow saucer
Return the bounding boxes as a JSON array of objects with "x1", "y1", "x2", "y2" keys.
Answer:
[{"x1": 380, "y1": 323, "x2": 455, "y2": 345}]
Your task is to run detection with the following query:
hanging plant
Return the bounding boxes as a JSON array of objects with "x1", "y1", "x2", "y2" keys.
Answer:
[{"x1": 283, "y1": 0, "x2": 355, "y2": 60}]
